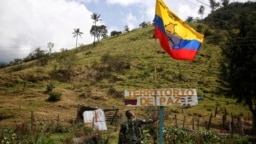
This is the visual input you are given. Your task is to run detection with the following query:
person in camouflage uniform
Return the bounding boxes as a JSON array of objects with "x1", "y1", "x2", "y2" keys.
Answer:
[{"x1": 118, "y1": 110, "x2": 158, "y2": 144}]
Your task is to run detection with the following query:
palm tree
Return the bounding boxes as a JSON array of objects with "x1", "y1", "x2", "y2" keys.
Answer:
[
  {"x1": 91, "y1": 13, "x2": 101, "y2": 44},
  {"x1": 198, "y1": 5, "x2": 205, "y2": 19},
  {"x1": 72, "y1": 28, "x2": 83, "y2": 48}
]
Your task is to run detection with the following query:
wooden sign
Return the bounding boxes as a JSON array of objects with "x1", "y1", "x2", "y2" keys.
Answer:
[{"x1": 124, "y1": 88, "x2": 198, "y2": 106}]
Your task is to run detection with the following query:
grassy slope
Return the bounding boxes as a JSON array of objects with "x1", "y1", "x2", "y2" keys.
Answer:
[{"x1": 0, "y1": 26, "x2": 250, "y2": 129}]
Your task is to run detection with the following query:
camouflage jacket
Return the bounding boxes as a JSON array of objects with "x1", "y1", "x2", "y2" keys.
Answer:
[{"x1": 118, "y1": 118, "x2": 154, "y2": 144}]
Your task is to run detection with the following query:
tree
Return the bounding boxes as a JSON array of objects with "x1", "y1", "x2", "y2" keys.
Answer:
[
  {"x1": 99, "y1": 25, "x2": 108, "y2": 39},
  {"x1": 72, "y1": 28, "x2": 83, "y2": 48},
  {"x1": 221, "y1": 12, "x2": 256, "y2": 129},
  {"x1": 91, "y1": 13, "x2": 101, "y2": 25},
  {"x1": 198, "y1": 5, "x2": 205, "y2": 19},
  {"x1": 47, "y1": 42, "x2": 54, "y2": 55},
  {"x1": 90, "y1": 25, "x2": 108, "y2": 42},
  {"x1": 10, "y1": 58, "x2": 23, "y2": 66},
  {"x1": 221, "y1": 0, "x2": 229, "y2": 7},
  {"x1": 209, "y1": 0, "x2": 220, "y2": 11},
  {"x1": 34, "y1": 47, "x2": 46, "y2": 59},
  {"x1": 110, "y1": 31, "x2": 122, "y2": 37},
  {"x1": 185, "y1": 16, "x2": 194, "y2": 22},
  {"x1": 91, "y1": 13, "x2": 101, "y2": 44},
  {"x1": 124, "y1": 25, "x2": 130, "y2": 33},
  {"x1": 139, "y1": 21, "x2": 150, "y2": 28}
]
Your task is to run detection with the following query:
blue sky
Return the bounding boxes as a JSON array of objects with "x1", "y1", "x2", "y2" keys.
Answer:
[{"x1": 0, "y1": 0, "x2": 254, "y2": 63}]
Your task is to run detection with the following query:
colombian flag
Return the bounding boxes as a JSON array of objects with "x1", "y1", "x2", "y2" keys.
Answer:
[
  {"x1": 154, "y1": 0, "x2": 204, "y2": 60},
  {"x1": 124, "y1": 99, "x2": 137, "y2": 105}
]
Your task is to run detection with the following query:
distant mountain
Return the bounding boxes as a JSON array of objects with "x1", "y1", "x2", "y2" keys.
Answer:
[{"x1": 0, "y1": 61, "x2": 7, "y2": 65}]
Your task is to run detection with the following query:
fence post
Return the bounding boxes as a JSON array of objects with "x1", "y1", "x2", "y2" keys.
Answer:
[
  {"x1": 240, "y1": 122, "x2": 244, "y2": 136},
  {"x1": 247, "y1": 112, "x2": 250, "y2": 122},
  {"x1": 174, "y1": 114, "x2": 178, "y2": 128},
  {"x1": 182, "y1": 115, "x2": 186, "y2": 129},
  {"x1": 228, "y1": 113, "x2": 235, "y2": 136},
  {"x1": 229, "y1": 122, "x2": 233, "y2": 136},
  {"x1": 204, "y1": 121, "x2": 207, "y2": 129},
  {"x1": 31, "y1": 111, "x2": 34, "y2": 131},
  {"x1": 214, "y1": 107, "x2": 218, "y2": 117},
  {"x1": 56, "y1": 114, "x2": 60, "y2": 132},
  {"x1": 192, "y1": 117, "x2": 194, "y2": 130},
  {"x1": 197, "y1": 118, "x2": 200, "y2": 130},
  {"x1": 222, "y1": 108, "x2": 227, "y2": 132},
  {"x1": 207, "y1": 113, "x2": 213, "y2": 130},
  {"x1": 231, "y1": 113, "x2": 234, "y2": 135},
  {"x1": 237, "y1": 117, "x2": 244, "y2": 136}
]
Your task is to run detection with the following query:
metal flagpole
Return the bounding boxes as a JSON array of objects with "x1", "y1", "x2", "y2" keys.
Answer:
[{"x1": 153, "y1": 39, "x2": 164, "y2": 144}]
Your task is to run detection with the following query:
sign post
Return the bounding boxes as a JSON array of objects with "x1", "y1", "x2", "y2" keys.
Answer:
[
  {"x1": 159, "y1": 106, "x2": 164, "y2": 144},
  {"x1": 124, "y1": 88, "x2": 198, "y2": 143}
]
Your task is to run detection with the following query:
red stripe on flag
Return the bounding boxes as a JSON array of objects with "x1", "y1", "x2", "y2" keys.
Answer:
[{"x1": 125, "y1": 100, "x2": 137, "y2": 105}]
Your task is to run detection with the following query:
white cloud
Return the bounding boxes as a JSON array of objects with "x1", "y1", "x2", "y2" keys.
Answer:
[
  {"x1": 0, "y1": 0, "x2": 93, "y2": 63},
  {"x1": 106, "y1": 0, "x2": 142, "y2": 6},
  {"x1": 123, "y1": 13, "x2": 138, "y2": 30},
  {"x1": 177, "y1": 3, "x2": 199, "y2": 21},
  {"x1": 75, "y1": 0, "x2": 99, "y2": 4},
  {"x1": 1, "y1": 0, "x2": 254, "y2": 63}
]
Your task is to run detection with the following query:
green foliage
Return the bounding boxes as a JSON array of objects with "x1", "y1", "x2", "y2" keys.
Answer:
[
  {"x1": 24, "y1": 47, "x2": 47, "y2": 62},
  {"x1": 9, "y1": 64, "x2": 24, "y2": 72},
  {"x1": 139, "y1": 21, "x2": 151, "y2": 28},
  {"x1": 47, "y1": 92, "x2": 62, "y2": 102},
  {"x1": 204, "y1": 2, "x2": 256, "y2": 29},
  {"x1": 163, "y1": 127, "x2": 250, "y2": 144},
  {"x1": 186, "y1": 16, "x2": 194, "y2": 22},
  {"x1": 221, "y1": 7, "x2": 256, "y2": 128},
  {"x1": 0, "y1": 123, "x2": 56, "y2": 144},
  {"x1": 91, "y1": 13, "x2": 101, "y2": 25},
  {"x1": 0, "y1": 129, "x2": 27, "y2": 144},
  {"x1": 31, "y1": 133, "x2": 54, "y2": 144},
  {"x1": 110, "y1": 31, "x2": 122, "y2": 37},
  {"x1": 107, "y1": 86, "x2": 122, "y2": 98},
  {"x1": 45, "y1": 82, "x2": 55, "y2": 93},
  {"x1": 49, "y1": 69, "x2": 71, "y2": 82},
  {"x1": 56, "y1": 50, "x2": 78, "y2": 70},
  {"x1": 89, "y1": 53, "x2": 131, "y2": 83},
  {"x1": 37, "y1": 54, "x2": 49, "y2": 66},
  {"x1": 100, "y1": 53, "x2": 131, "y2": 73},
  {"x1": 90, "y1": 25, "x2": 108, "y2": 41}
]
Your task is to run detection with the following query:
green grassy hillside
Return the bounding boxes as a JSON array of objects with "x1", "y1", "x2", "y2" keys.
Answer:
[
  {"x1": 0, "y1": 26, "x2": 250, "y2": 128},
  {"x1": 1, "y1": 2, "x2": 256, "y2": 143}
]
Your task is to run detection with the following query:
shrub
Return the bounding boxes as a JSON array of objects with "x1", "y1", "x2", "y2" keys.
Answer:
[
  {"x1": 45, "y1": 82, "x2": 55, "y2": 93},
  {"x1": 163, "y1": 127, "x2": 250, "y2": 144},
  {"x1": 47, "y1": 92, "x2": 62, "y2": 102},
  {"x1": 99, "y1": 53, "x2": 131, "y2": 73},
  {"x1": 107, "y1": 86, "x2": 122, "y2": 98}
]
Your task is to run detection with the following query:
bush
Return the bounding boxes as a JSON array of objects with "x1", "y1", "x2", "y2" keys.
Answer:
[
  {"x1": 163, "y1": 127, "x2": 250, "y2": 144},
  {"x1": 45, "y1": 82, "x2": 55, "y2": 93},
  {"x1": 107, "y1": 86, "x2": 122, "y2": 98},
  {"x1": 99, "y1": 53, "x2": 131, "y2": 73},
  {"x1": 47, "y1": 92, "x2": 62, "y2": 102}
]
